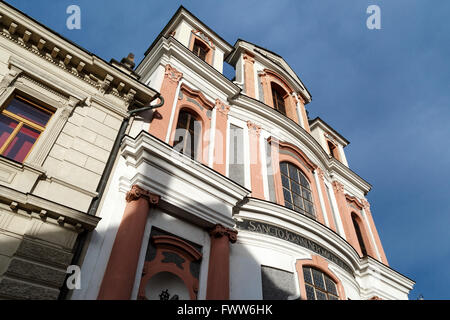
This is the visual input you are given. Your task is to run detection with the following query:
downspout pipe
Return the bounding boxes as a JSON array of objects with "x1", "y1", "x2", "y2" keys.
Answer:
[{"x1": 58, "y1": 94, "x2": 164, "y2": 300}]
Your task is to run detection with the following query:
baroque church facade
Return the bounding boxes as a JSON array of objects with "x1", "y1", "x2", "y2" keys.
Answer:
[{"x1": 0, "y1": 3, "x2": 414, "y2": 300}]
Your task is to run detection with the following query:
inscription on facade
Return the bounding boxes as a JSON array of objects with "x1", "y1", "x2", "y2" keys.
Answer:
[{"x1": 236, "y1": 219, "x2": 353, "y2": 275}]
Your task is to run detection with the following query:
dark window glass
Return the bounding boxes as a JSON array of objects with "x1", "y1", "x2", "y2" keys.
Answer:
[
  {"x1": 271, "y1": 83, "x2": 287, "y2": 115},
  {"x1": 305, "y1": 284, "x2": 316, "y2": 300},
  {"x1": 0, "y1": 96, "x2": 52, "y2": 162},
  {"x1": 193, "y1": 40, "x2": 208, "y2": 62},
  {"x1": 303, "y1": 267, "x2": 312, "y2": 284},
  {"x1": 352, "y1": 215, "x2": 368, "y2": 256},
  {"x1": 174, "y1": 110, "x2": 201, "y2": 160},
  {"x1": 280, "y1": 162, "x2": 315, "y2": 219},
  {"x1": 303, "y1": 267, "x2": 339, "y2": 300}
]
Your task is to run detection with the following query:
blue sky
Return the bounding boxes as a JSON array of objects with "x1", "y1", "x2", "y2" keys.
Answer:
[{"x1": 6, "y1": 0, "x2": 449, "y2": 299}]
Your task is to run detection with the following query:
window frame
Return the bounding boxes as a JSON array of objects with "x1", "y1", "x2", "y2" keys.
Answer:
[
  {"x1": 0, "y1": 94, "x2": 54, "y2": 163},
  {"x1": 173, "y1": 108, "x2": 202, "y2": 161},
  {"x1": 280, "y1": 161, "x2": 316, "y2": 219},
  {"x1": 302, "y1": 266, "x2": 339, "y2": 300},
  {"x1": 271, "y1": 82, "x2": 288, "y2": 116}
]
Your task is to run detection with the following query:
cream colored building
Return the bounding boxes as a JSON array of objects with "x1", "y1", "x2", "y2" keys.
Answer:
[{"x1": 0, "y1": 2, "x2": 159, "y2": 299}]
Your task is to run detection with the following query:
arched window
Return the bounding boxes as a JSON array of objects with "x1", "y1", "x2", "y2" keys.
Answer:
[
  {"x1": 352, "y1": 213, "x2": 368, "y2": 256},
  {"x1": 303, "y1": 266, "x2": 339, "y2": 300},
  {"x1": 271, "y1": 83, "x2": 287, "y2": 116},
  {"x1": 192, "y1": 39, "x2": 209, "y2": 62},
  {"x1": 280, "y1": 162, "x2": 315, "y2": 218},
  {"x1": 174, "y1": 109, "x2": 201, "y2": 160}
]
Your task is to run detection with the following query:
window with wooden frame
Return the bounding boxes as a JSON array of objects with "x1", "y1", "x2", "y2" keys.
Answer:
[
  {"x1": 173, "y1": 109, "x2": 201, "y2": 160},
  {"x1": 192, "y1": 39, "x2": 209, "y2": 62},
  {"x1": 0, "y1": 95, "x2": 53, "y2": 163},
  {"x1": 280, "y1": 162, "x2": 315, "y2": 219},
  {"x1": 303, "y1": 266, "x2": 339, "y2": 300},
  {"x1": 271, "y1": 82, "x2": 287, "y2": 116}
]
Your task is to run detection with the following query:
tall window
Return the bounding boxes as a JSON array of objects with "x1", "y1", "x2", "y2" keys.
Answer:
[
  {"x1": 0, "y1": 95, "x2": 52, "y2": 163},
  {"x1": 352, "y1": 214, "x2": 367, "y2": 256},
  {"x1": 303, "y1": 267, "x2": 339, "y2": 300},
  {"x1": 280, "y1": 162, "x2": 315, "y2": 219},
  {"x1": 327, "y1": 140, "x2": 339, "y2": 159},
  {"x1": 173, "y1": 110, "x2": 200, "y2": 160},
  {"x1": 192, "y1": 40, "x2": 208, "y2": 62},
  {"x1": 271, "y1": 83, "x2": 287, "y2": 116}
]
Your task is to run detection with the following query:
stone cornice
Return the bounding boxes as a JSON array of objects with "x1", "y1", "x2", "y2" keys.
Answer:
[
  {"x1": 0, "y1": 2, "x2": 159, "y2": 109},
  {"x1": 0, "y1": 185, "x2": 101, "y2": 231}
]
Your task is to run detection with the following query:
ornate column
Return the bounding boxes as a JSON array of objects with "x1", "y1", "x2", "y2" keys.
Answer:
[
  {"x1": 97, "y1": 185, "x2": 159, "y2": 300},
  {"x1": 247, "y1": 121, "x2": 265, "y2": 199},
  {"x1": 206, "y1": 224, "x2": 237, "y2": 300},
  {"x1": 243, "y1": 52, "x2": 256, "y2": 98},
  {"x1": 362, "y1": 199, "x2": 389, "y2": 265},
  {"x1": 213, "y1": 99, "x2": 230, "y2": 175},
  {"x1": 149, "y1": 64, "x2": 183, "y2": 141}
]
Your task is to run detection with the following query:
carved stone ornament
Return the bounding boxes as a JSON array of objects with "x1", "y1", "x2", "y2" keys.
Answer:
[
  {"x1": 246, "y1": 121, "x2": 261, "y2": 137},
  {"x1": 0, "y1": 65, "x2": 22, "y2": 95},
  {"x1": 125, "y1": 185, "x2": 160, "y2": 205},
  {"x1": 164, "y1": 64, "x2": 183, "y2": 83},
  {"x1": 243, "y1": 52, "x2": 255, "y2": 64},
  {"x1": 209, "y1": 224, "x2": 238, "y2": 243},
  {"x1": 215, "y1": 99, "x2": 230, "y2": 117},
  {"x1": 332, "y1": 181, "x2": 344, "y2": 193}
]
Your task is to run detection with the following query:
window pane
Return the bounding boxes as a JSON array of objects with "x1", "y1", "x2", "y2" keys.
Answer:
[
  {"x1": 328, "y1": 294, "x2": 339, "y2": 300},
  {"x1": 312, "y1": 269, "x2": 326, "y2": 290},
  {"x1": 285, "y1": 202, "x2": 293, "y2": 210},
  {"x1": 280, "y1": 162, "x2": 288, "y2": 175},
  {"x1": 2, "y1": 125, "x2": 40, "y2": 162},
  {"x1": 316, "y1": 290, "x2": 327, "y2": 300},
  {"x1": 303, "y1": 267, "x2": 312, "y2": 284},
  {"x1": 6, "y1": 97, "x2": 51, "y2": 127},
  {"x1": 291, "y1": 182, "x2": 301, "y2": 195},
  {"x1": 293, "y1": 193, "x2": 303, "y2": 208},
  {"x1": 325, "y1": 276, "x2": 338, "y2": 295},
  {"x1": 0, "y1": 114, "x2": 18, "y2": 148},
  {"x1": 302, "y1": 188, "x2": 312, "y2": 201},
  {"x1": 288, "y1": 164, "x2": 299, "y2": 182},
  {"x1": 283, "y1": 188, "x2": 292, "y2": 204},
  {"x1": 305, "y1": 202, "x2": 314, "y2": 215},
  {"x1": 281, "y1": 175, "x2": 290, "y2": 188},
  {"x1": 305, "y1": 284, "x2": 316, "y2": 300},
  {"x1": 299, "y1": 173, "x2": 309, "y2": 188}
]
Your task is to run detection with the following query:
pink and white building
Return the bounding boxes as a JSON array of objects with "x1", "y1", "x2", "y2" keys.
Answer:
[{"x1": 72, "y1": 6, "x2": 415, "y2": 300}]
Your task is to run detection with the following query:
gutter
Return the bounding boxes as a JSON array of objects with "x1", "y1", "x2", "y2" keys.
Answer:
[{"x1": 58, "y1": 94, "x2": 165, "y2": 300}]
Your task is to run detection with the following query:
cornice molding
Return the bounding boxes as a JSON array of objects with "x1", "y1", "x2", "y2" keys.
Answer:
[{"x1": 0, "y1": 3, "x2": 159, "y2": 108}]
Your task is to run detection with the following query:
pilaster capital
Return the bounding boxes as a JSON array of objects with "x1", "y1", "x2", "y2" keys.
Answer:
[
  {"x1": 243, "y1": 52, "x2": 255, "y2": 64},
  {"x1": 362, "y1": 199, "x2": 371, "y2": 211},
  {"x1": 164, "y1": 64, "x2": 183, "y2": 83},
  {"x1": 215, "y1": 99, "x2": 230, "y2": 117},
  {"x1": 209, "y1": 224, "x2": 238, "y2": 243},
  {"x1": 332, "y1": 181, "x2": 345, "y2": 194},
  {"x1": 125, "y1": 185, "x2": 160, "y2": 205},
  {"x1": 247, "y1": 121, "x2": 261, "y2": 137}
]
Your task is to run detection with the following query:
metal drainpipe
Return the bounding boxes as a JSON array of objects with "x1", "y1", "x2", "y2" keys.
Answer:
[{"x1": 58, "y1": 94, "x2": 164, "y2": 300}]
